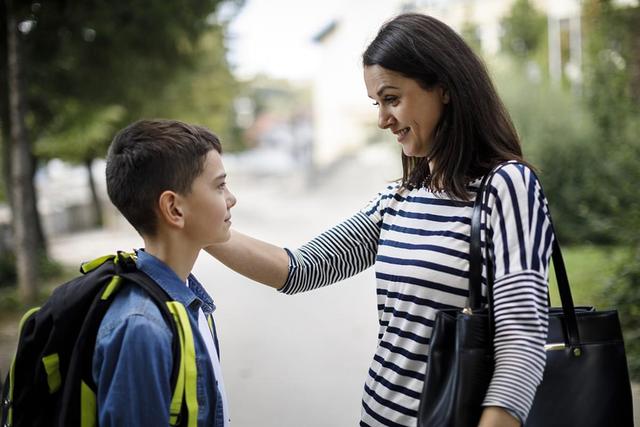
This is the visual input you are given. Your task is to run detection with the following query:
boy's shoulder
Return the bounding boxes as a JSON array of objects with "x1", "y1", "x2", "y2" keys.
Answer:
[{"x1": 96, "y1": 281, "x2": 172, "y2": 342}]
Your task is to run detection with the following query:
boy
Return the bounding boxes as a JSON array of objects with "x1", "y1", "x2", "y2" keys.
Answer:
[{"x1": 98, "y1": 119, "x2": 236, "y2": 426}]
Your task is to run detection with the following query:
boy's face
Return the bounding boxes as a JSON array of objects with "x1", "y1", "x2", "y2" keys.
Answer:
[{"x1": 182, "y1": 150, "x2": 236, "y2": 246}]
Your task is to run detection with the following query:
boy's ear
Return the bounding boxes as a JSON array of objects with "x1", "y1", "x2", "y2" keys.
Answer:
[{"x1": 157, "y1": 190, "x2": 185, "y2": 229}]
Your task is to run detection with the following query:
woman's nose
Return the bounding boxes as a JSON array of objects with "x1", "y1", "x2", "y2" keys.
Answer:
[{"x1": 378, "y1": 108, "x2": 394, "y2": 129}]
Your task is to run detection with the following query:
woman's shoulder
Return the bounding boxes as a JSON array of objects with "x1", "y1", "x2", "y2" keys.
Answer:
[
  {"x1": 360, "y1": 181, "x2": 403, "y2": 220},
  {"x1": 486, "y1": 161, "x2": 541, "y2": 193}
]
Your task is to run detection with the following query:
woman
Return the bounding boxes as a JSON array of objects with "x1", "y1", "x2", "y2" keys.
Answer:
[{"x1": 207, "y1": 13, "x2": 553, "y2": 427}]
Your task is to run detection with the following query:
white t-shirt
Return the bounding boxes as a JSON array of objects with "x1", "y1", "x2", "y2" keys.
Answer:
[{"x1": 197, "y1": 308, "x2": 230, "y2": 426}]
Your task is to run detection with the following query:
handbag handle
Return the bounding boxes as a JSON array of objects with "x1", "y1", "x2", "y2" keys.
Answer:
[{"x1": 468, "y1": 164, "x2": 582, "y2": 352}]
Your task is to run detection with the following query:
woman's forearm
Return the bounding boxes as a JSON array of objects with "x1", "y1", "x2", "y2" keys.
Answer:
[
  {"x1": 478, "y1": 407, "x2": 520, "y2": 427},
  {"x1": 205, "y1": 230, "x2": 290, "y2": 289}
]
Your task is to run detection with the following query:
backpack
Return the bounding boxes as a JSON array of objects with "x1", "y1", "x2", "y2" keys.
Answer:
[{"x1": 0, "y1": 251, "x2": 199, "y2": 427}]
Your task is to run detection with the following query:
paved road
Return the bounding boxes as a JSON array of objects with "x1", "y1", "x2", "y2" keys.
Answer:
[{"x1": 47, "y1": 144, "x2": 640, "y2": 426}]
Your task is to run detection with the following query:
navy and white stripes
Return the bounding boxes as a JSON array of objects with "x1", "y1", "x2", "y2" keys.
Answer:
[
  {"x1": 281, "y1": 213, "x2": 379, "y2": 294},
  {"x1": 280, "y1": 162, "x2": 553, "y2": 426}
]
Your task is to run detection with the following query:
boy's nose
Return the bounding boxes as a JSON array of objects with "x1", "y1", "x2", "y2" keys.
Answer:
[{"x1": 226, "y1": 191, "x2": 237, "y2": 208}]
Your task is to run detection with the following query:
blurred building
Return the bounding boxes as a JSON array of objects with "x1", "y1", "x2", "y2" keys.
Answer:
[
  {"x1": 229, "y1": 76, "x2": 314, "y2": 176},
  {"x1": 309, "y1": 0, "x2": 584, "y2": 167}
]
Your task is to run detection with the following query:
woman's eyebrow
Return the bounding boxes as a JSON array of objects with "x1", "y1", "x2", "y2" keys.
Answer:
[{"x1": 377, "y1": 85, "x2": 399, "y2": 96}]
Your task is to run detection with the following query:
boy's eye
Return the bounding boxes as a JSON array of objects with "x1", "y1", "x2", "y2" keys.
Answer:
[{"x1": 372, "y1": 101, "x2": 380, "y2": 107}]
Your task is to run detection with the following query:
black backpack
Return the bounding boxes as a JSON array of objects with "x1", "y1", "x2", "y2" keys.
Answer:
[{"x1": 0, "y1": 252, "x2": 198, "y2": 427}]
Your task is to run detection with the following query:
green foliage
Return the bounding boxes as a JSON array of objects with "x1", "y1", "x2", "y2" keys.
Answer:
[
  {"x1": 605, "y1": 245, "x2": 640, "y2": 380},
  {"x1": 583, "y1": 0, "x2": 640, "y2": 136},
  {"x1": 142, "y1": 26, "x2": 242, "y2": 152},
  {"x1": 0, "y1": 250, "x2": 16, "y2": 287},
  {"x1": 495, "y1": 0, "x2": 640, "y2": 246},
  {"x1": 580, "y1": 0, "x2": 640, "y2": 245},
  {"x1": 0, "y1": 259, "x2": 72, "y2": 316},
  {"x1": 577, "y1": 0, "x2": 640, "y2": 382},
  {"x1": 547, "y1": 245, "x2": 629, "y2": 306},
  {"x1": 493, "y1": 58, "x2": 602, "y2": 244},
  {"x1": 35, "y1": 104, "x2": 125, "y2": 161},
  {"x1": 0, "y1": 251, "x2": 63, "y2": 289},
  {"x1": 500, "y1": 0, "x2": 547, "y2": 59},
  {"x1": 8, "y1": 0, "x2": 241, "y2": 163}
]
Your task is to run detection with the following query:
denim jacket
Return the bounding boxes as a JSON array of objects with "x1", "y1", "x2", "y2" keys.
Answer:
[{"x1": 92, "y1": 249, "x2": 224, "y2": 426}]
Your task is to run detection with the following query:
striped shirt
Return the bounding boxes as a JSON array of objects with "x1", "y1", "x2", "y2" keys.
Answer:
[{"x1": 280, "y1": 162, "x2": 554, "y2": 426}]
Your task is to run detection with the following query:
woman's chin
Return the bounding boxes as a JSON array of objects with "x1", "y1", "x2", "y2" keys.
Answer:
[{"x1": 402, "y1": 146, "x2": 429, "y2": 158}]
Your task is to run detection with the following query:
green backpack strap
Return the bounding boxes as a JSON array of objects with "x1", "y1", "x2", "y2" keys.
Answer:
[
  {"x1": 118, "y1": 264, "x2": 199, "y2": 426},
  {"x1": 79, "y1": 255, "x2": 116, "y2": 274},
  {"x1": 80, "y1": 251, "x2": 137, "y2": 275},
  {"x1": 2, "y1": 307, "x2": 41, "y2": 427},
  {"x1": 165, "y1": 302, "x2": 199, "y2": 427}
]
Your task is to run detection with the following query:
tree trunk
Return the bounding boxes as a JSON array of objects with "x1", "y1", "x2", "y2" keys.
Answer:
[
  {"x1": 1, "y1": 0, "x2": 12, "y2": 208},
  {"x1": 30, "y1": 151, "x2": 47, "y2": 252},
  {"x1": 85, "y1": 157, "x2": 103, "y2": 227},
  {"x1": 1, "y1": 106, "x2": 10, "y2": 211},
  {"x1": 7, "y1": 5, "x2": 39, "y2": 302}
]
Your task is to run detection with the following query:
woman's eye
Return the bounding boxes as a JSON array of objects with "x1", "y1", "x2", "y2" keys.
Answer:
[{"x1": 372, "y1": 96, "x2": 397, "y2": 107}]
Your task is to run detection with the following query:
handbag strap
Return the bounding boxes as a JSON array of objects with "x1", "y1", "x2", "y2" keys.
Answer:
[{"x1": 468, "y1": 163, "x2": 582, "y2": 351}]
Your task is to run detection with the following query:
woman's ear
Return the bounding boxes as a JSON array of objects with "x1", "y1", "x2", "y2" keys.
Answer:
[
  {"x1": 157, "y1": 190, "x2": 185, "y2": 229},
  {"x1": 441, "y1": 86, "x2": 450, "y2": 104}
]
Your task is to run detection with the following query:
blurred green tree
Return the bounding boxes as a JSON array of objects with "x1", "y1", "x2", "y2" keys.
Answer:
[
  {"x1": 35, "y1": 104, "x2": 126, "y2": 227},
  {"x1": 500, "y1": 0, "x2": 547, "y2": 60},
  {"x1": 497, "y1": 0, "x2": 639, "y2": 246},
  {"x1": 582, "y1": 0, "x2": 640, "y2": 381},
  {"x1": 579, "y1": 0, "x2": 640, "y2": 245},
  {"x1": 1, "y1": 0, "x2": 242, "y2": 301},
  {"x1": 606, "y1": 244, "x2": 640, "y2": 380},
  {"x1": 142, "y1": 24, "x2": 241, "y2": 151}
]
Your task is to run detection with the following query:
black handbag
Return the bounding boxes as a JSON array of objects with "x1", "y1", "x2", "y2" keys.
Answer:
[{"x1": 417, "y1": 168, "x2": 634, "y2": 427}]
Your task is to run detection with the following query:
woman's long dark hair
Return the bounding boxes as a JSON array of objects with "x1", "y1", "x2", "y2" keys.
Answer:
[{"x1": 363, "y1": 13, "x2": 527, "y2": 199}]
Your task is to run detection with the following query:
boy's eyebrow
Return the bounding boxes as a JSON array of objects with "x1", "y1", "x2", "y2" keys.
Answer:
[{"x1": 213, "y1": 173, "x2": 227, "y2": 182}]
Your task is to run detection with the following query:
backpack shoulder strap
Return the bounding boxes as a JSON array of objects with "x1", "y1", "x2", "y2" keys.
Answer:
[
  {"x1": 111, "y1": 252, "x2": 199, "y2": 427},
  {"x1": 59, "y1": 252, "x2": 197, "y2": 427}
]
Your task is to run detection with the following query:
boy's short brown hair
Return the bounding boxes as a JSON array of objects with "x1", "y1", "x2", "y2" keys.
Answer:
[{"x1": 106, "y1": 119, "x2": 222, "y2": 236}]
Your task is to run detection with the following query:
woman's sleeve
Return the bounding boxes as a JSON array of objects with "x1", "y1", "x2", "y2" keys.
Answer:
[
  {"x1": 481, "y1": 163, "x2": 555, "y2": 424},
  {"x1": 278, "y1": 184, "x2": 397, "y2": 295}
]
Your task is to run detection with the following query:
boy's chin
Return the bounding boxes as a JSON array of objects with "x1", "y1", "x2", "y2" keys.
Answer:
[{"x1": 207, "y1": 232, "x2": 231, "y2": 245}]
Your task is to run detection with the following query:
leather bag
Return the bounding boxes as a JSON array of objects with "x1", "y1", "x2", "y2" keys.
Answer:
[{"x1": 417, "y1": 168, "x2": 634, "y2": 427}]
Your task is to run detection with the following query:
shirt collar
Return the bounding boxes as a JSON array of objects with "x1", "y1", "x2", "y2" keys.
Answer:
[
  {"x1": 135, "y1": 249, "x2": 214, "y2": 313},
  {"x1": 188, "y1": 275, "x2": 216, "y2": 316}
]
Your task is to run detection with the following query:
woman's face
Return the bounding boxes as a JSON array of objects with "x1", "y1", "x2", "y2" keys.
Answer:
[{"x1": 364, "y1": 65, "x2": 448, "y2": 157}]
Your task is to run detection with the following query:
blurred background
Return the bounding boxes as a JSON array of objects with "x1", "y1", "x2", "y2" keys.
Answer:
[{"x1": 1, "y1": 0, "x2": 639, "y2": 425}]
